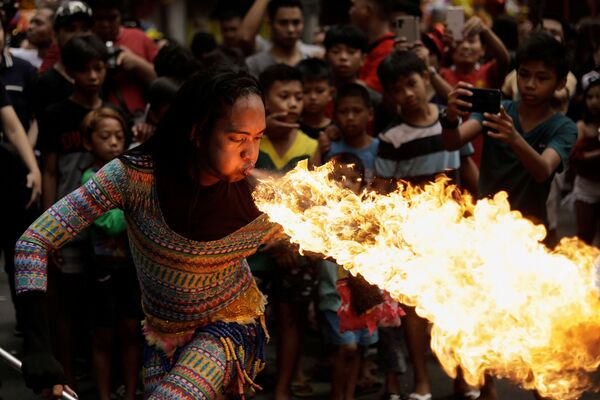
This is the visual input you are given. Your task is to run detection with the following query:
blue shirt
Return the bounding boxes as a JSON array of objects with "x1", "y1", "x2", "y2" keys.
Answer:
[
  {"x1": 325, "y1": 137, "x2": 380, "y2": 180},
  {"x1": 471, "y1": 100, "x2": 577, "y2": 224}
]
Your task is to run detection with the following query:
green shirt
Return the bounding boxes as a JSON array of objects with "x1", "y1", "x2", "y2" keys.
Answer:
[{"x1": 471, "y1": 100, "x2": 577, "y2": 224}]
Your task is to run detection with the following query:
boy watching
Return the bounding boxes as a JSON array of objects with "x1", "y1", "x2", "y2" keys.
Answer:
[
  {"x1": 349, "y1": 0, "x2": 396, "y2": 93},
  {"x1": 324, "y1": 24, "x2": 382, "y2": 105},
  {"x1": 375, "y1": 50, "x2": 475, "y2": 400},
  {"x1": 441, "y1": 31, "x2": 577, "y2": 227},
  {"x1": 296, "y1": 58, "x2": 335, "y2": 140},
  {"x1": 253, "y1": 63, "x2": 320, "y2": 400},
  {"x1": 325, "y1": 83, "x2": 379, "y2": 181},
  {"x1": 37, "y1": 33, "x2": 118, "y2": 389}
]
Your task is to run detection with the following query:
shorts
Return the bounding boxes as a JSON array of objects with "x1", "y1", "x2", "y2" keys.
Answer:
[
  {"x1": 93, "y1": 267, "x2": 142, "y2": 327},
  {"x1": 320, "y1": 310, "x2": 378, "y2": 347}
]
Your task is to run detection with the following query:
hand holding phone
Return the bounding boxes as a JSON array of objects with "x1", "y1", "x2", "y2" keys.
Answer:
[{"x1": 458, "y1": 88, "x2": 501, "y2": 114}]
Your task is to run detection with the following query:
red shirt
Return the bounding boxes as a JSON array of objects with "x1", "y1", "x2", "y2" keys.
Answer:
[
  {"x1": 359, "y1": 32, "x2": 396, "y2": 94},
  {"x1": 108, "y1": 27, "x2": 158, "y2": 117},
  {"x1": 39, "y1": 43, "x2": 59, "y2": 74}
]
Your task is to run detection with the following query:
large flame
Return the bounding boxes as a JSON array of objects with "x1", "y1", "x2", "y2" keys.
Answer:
[{"x1": 253, "y1": 160, "x2": 600, "y2": 400}]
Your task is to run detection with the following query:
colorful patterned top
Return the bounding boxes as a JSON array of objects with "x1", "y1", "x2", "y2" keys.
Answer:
[{"x1": 15, "y1": 153, "x2": 282, "y2": 354}]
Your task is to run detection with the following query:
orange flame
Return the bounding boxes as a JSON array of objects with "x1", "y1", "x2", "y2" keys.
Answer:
[{"x1": 253, "y1": 160, "x2": 600, "y2": 400}]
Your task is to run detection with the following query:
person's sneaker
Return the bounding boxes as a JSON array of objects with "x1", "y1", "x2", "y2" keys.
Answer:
[{"x1": 381, "y1": 393, "x2": 402, "y2": 400}]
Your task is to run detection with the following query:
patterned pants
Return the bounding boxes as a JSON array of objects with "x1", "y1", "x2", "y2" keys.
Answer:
[{"x1": 143, "y1": 332, "x2": 229, "y2": 399}]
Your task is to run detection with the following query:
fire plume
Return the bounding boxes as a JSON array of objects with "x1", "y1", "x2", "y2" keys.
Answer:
[{"x1": 252, "y1": 160, "x2": 600, "y2": 399}]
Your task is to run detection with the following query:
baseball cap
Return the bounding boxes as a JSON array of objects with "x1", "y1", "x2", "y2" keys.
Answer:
[
  {"x1": 54, "y1": 1, "x2": 93, "y2": 31},
  {"x1": 581, "y1": 69, "x2": 600, "y2": 92}
]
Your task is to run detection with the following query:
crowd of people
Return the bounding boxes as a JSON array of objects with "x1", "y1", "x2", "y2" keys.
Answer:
[{"x1": 0, "y1": 0, "x2": 599, "y2": 399}]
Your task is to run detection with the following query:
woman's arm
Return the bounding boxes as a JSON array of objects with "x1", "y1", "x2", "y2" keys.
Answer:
[
  {"x1": 16, "y1": 159, "x2": 126, "y2": 293},
  {"x1": 15, "y1": 159, "x2": 126, "y2": 395},
  {"x1": 0, "y1": 105, "x2": 41, "y2": 207}
]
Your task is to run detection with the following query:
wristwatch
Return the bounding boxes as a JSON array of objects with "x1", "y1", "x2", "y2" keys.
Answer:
[{"x1": 439, "y1": 108, "x2": 460, "y2": 129}]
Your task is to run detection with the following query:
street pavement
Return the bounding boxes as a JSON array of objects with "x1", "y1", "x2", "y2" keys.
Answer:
[{"x1": 1, "y1": 200, "x2": 599, "y2": 400}]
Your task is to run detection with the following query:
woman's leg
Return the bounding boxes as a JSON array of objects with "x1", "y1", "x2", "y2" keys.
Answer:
[{"x1": 144, "y1": 332, "x2": 228, "y2": 400}]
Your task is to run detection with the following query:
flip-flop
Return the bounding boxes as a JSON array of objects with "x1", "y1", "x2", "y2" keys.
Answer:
[
  {"x1": 455, "y1": 389, "x2": 481, "y2": 400},
  {"x1": 407, "y1": 393, "x2": 432, "y2": 400}
]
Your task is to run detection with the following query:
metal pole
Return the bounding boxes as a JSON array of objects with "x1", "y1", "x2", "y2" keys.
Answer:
[{"x1": 0, "y1": 346, "x2": 78, "y2": 400}]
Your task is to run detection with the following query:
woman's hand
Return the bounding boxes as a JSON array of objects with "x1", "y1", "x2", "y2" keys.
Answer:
[
  {"x1": 25, "y1": 167, "x2": 42, "y2": 209},
  {"x1": 446, "y1": 81, "x2": 474, "y2": 122},
  {"x1": 483, "y1": 106, "x2": 519, "y2": 144}
]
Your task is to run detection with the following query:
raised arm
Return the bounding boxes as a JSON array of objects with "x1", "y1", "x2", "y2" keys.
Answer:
[
  {"x1": 239, "y1": 0, "x2": 270, "y2": 55},
  {"x1": 464, "y1": 16, "x2": 510, "y2": 88}
]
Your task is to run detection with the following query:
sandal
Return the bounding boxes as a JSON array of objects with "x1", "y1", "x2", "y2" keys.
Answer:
[
  {"x1": 407, "y1": 393, "x2": 432, "y2": 400},
  {"x1": 455, "y1": 389, "x2": 481, "y2": 400}
]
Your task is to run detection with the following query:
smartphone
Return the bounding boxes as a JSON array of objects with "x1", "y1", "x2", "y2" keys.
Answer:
[
  {"x1": 458, "y1": 88, "x2": 502, "y2": 114},
  {"x1": 446, "y1": 6, "x2": 464, "y2": 42},
  {"x1": 394, "y1": 16, "x2": 420, "y2": 43}
]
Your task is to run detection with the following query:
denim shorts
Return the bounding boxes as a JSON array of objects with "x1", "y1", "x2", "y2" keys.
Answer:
[{"x1": 320, "y1": 310, "x2": 378, "y2": 346}]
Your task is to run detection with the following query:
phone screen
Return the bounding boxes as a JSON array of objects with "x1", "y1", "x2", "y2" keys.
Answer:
[
  {"x1": 394, "y1": 16, "x2": 420, "y2": 43},
  {"x1": 446, "y1": 6, "x2": 464, "y2": 41},
  {"x1": 459, "y1": 88, "x2": 502, "y2": 114}
]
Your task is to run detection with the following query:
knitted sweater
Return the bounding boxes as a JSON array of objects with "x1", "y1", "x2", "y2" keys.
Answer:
[{"x1": 15, "y1": 154, "x2": 282, "y2": 353}]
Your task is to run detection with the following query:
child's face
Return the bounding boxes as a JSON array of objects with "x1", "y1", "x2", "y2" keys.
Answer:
[
  {"x1": 87, "y1": 117, "x2": 125, "y2": 163},
  {"x1": 388, "y1": 72, "x2": 429, "y2": 112},
  {"x1": 452, "y1": 34, "x2": 484, "y2": 67},
  {"x1": 265, "y1": 80, "x2": 303, "y2": 123},
  {"x1": 331, "y1": 163, "x2": 363, "y2": 194},
  {"x1": 585, "y1": 85, "x2": 600, "y2": 117},
  {"x1": 516, "y1": 60, "x2": 563, "y2": 107},
  {"x1": 326, "y1": 44, "x2": 364, "y2": 81},
  {"x1": 334, "y1": 96, "x2": 372, "y2": 139},
  {"x1": 199, "y1": 94, "x2": 265, "y2": 183},
  {"x1": 70, "y1": 59, "x2": 107, "y2": 95},
  {"x1": 302, "y1": 79, "x2": 333, "y2": 115}
]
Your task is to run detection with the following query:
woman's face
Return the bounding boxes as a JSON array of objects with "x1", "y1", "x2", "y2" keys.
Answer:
[{"x1": 197, "y1": 94, "x2": 266, "y2": 185}]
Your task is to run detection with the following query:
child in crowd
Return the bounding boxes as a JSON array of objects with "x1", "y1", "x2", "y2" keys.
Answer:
[
  {"x1": 81, "y1": 107, "x2": 140, "y2": 400},
  {"x1": 349, "y1": 0, "x2": 396, "y2": 93},
  {"x1": 441, "y1": 15, "x2": 510, "y2": 167},
  {"x1": 296, "y1": 58, "x2": 335, "y2": 139},
  {"x1": 319, "y1": 153, "x2": 379, "y2": 400},
  {"x1": 441, "y1": 31, "x2": 578, "y2": 399},
  {"x1": 253, "y1": 63, "x2": 321, "y2": 400},
  {"x1": 37, "y1": 34, "x2": 116, "y2": 389},
  {"x1": 325, "y1": 83, "x2": 378, "y2": 181},
  {"x1": 571, "y1": 71, "x2": 600, "y2": 245},
  {"x1": 376, "y1": 50, "x2": 476, "y2": 400},
  {"x1": 324, "y1": 24, "x2": 381, "y2": 105}
]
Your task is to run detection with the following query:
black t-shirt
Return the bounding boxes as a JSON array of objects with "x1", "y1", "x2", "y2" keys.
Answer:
[
  {"x1": 0, "y1": 82, "x2": 11, "y2": 108},
  {"x1": 0, "y1": 55, "x2": 37, "y2": 131},
  {"x1": 299, "y1": 121, "x2": 333, "y2": 140},
  {"x1": 38, "y1": 99, "x2": 124, "y2": 199},
  {"x1": 33, "y1": 67, "x2": 73, "y2": 118},
  {"x1": 156, "y1": 171, "x2": 261, "y2": 242}
]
